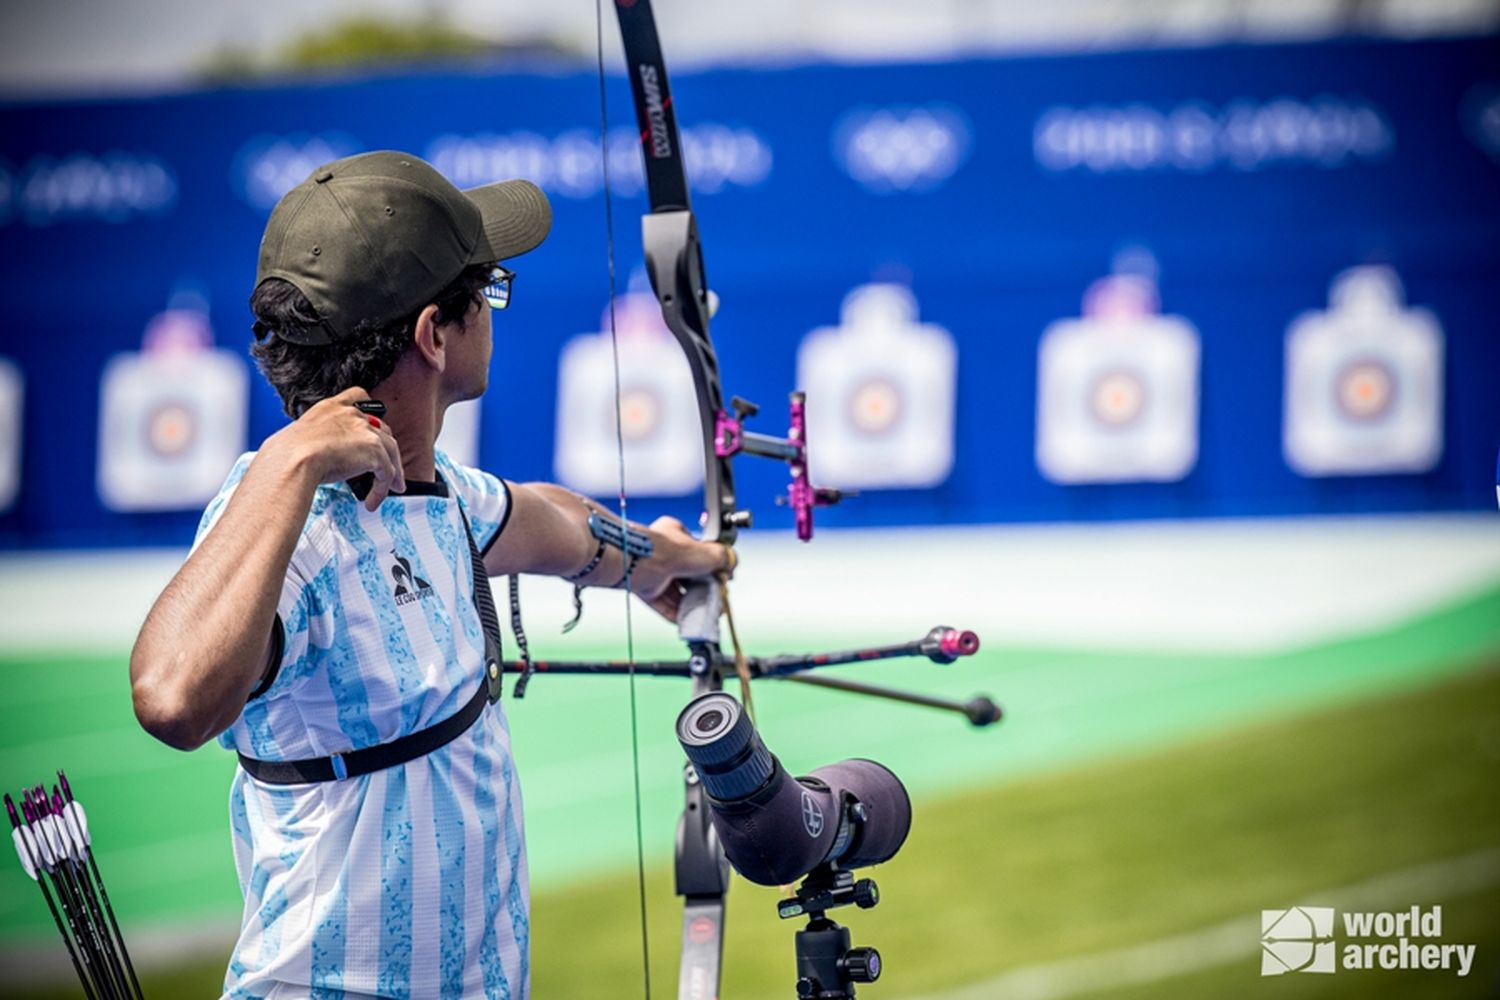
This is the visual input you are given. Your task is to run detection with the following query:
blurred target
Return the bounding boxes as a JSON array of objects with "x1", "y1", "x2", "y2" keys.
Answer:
[
  {"x1": 1284, "y1": 266, "x2": 1442, "y2": 476},
  {"x1": 618, "y1": 385, "x2": 665, "y2": 443},
  {"x1": 798, "y1": 283, "x2": 956, "y2": 489},
  {"x1": 1088, "y1": 370, "x2": 1148, "y2": 428},
  {"x1": 847, "y1": 378, "x2": 903, "y2": 436},
  {"x1": 0, "y1": 357, "x2": 21, "y2": 513},
  {"x1": 144, "y1": 401, "x2": 197, "y2": 457},
  {"x1": 98, "y1": 295, "x2": 248, "y2": 512},
  {"x1": 554, "y1": 277, "x2": 701, "y2": 496},
  {"x1": 1334, "y1": 360, "x2": 1396, "y2": 421},
  {"x1": 1036, "y1": 258, "x2": 1200, "y2": 484}
]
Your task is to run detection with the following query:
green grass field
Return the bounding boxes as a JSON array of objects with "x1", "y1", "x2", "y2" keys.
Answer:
[
  {"x1": 6, "y1": 638, "x2": 1498, "y2": 997},
  {"x1": 2, "y1": 581, "x2": 1500, "y2": 995}
]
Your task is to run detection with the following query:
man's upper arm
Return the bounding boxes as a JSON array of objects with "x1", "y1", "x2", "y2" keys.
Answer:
[
  {"x1": 441, "y1": 456, "x2": 589, "y2": 578},
  {"x1": 482, "y1": 481, "x2": 586, "y2": 578}
]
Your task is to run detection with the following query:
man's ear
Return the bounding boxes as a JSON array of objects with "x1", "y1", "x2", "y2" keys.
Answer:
[{"x1": 412, "y1": 304, "x2": 446, "y2": 373}]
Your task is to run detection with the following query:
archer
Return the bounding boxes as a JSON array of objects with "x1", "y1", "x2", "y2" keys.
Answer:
[{"x1": 128, "y1": 150, "x2": 731, "y2": 999}]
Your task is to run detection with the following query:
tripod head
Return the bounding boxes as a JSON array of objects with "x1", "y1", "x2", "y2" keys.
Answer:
[{"x1": 777, "y1": 865, "x2": 883, "y2": 999}]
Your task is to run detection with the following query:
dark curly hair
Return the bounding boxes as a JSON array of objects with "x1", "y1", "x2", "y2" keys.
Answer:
[{"x1": 250, "y1": 263, "x2": 494, "y2": 418}]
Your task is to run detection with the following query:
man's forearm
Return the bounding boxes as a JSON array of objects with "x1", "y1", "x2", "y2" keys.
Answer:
[
  {"x1": 496, "y1": 483, "x2": 728, "y2": 611},
  {"x1": 511, "y1": 482, "x2": 651, "y2": 586},
  {"x1": 130, "y1": 448, "x2": 320, "y2": 750}
]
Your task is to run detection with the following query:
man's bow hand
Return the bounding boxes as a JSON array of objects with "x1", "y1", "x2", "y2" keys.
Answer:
[{"x1": 632, "y1": 516, "x2": 734, "y2": 624}]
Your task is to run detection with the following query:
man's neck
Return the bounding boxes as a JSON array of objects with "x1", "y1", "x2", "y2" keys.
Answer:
[{"x1": 369, "y1": 372, "x2": 441, "y2": 484}]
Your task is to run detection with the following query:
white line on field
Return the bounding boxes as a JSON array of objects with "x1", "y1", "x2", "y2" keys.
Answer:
[
  {"x1": 7, "y1": 515, "x2": 1500, "y2": 655},
  {"x1": 901, "y1": 847, "x2": 1500, "y2": 1000}
]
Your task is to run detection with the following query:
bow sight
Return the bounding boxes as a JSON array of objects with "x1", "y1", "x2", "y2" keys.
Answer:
[{"x1": 720, "y1": 392, "x2": 849, "y2": 543}]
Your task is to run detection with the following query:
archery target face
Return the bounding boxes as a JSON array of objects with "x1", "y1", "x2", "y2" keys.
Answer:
[
  {"x1": 1035, "y1": 313, "x2": 1200, "y2": 484},
  {"x1": 0, "y1": 358, "x2": 21, "y2": 513},
  {"x1": 847, "y1": 377, "x2": 903, "y2": 436},
  {"x1": 617, "y1": 384, "x2": 665, "y2": 443},
  {"x1": 1334, "y1": 360, "x2": 1396, "y2": 421},
  {"x1": 145, "y1": 401, "x2": 198, "y2": 457},
  {"x1": 554, "y1": 328, "x2": 701, "y2": 496},
  {"x1": 1088, "y1": 370, "x2": 1147, "y2": 428},
  {"x1": 796, "y1": 283, "x2": 957, "y2": 489},
  {"x1": 98, "y1": 349, "x2": 248, "y2": 511},
  {"x1": 1283, "y1": 266, "x2": 1443, "y2": 476}
]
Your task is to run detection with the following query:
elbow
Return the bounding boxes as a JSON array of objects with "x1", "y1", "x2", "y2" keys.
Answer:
[{"x1": 130, "y1": 656, "x2": 214, "y2": 752}]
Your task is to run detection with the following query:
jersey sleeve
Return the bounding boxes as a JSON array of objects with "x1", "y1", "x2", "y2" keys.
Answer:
[
  {"x1": 191, "y1": 452, "x2": 255, "y2": 551},
  {"x1": 439, "y1": 452, "x2": 514, "y2": 555}
]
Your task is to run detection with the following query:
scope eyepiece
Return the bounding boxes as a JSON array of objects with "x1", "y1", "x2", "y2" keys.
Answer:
[{"x1": 677, "y1": 692, "x2": 776, "y2": 801}]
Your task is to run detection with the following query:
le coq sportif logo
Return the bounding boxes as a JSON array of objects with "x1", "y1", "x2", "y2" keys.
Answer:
[{"x1": 390, "y1": 550, "x2": 433, "y2": 607}]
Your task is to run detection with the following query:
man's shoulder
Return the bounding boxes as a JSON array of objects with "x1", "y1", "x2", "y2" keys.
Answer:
[
  {"x1": 435, "y1": 450, "x2": 506, "y2": 504},
  {"x1": 207, "y1": 449, "x2": 355, "y2": 567}
]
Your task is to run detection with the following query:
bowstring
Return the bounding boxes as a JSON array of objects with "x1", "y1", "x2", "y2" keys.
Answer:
[
  {"x1": 717, "y1": 573, "x2": 755, "y2": 724},
  {"x1": 595, "y1": 1, "x2": 653, "y2": 995}
]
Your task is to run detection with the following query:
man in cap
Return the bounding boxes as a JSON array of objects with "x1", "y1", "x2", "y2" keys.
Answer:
[{"x1": 130, "y1": 151, "x2": 730, "y2": 998}]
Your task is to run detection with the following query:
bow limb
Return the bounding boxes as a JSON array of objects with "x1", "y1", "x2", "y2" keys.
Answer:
[{"x1": 612, "y1": 0, "x2": 740, "y2": 550}]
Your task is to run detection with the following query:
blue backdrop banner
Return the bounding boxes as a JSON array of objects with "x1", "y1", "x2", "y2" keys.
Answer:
[{"x1": 1, "y1": 35, "x2": 1497, "y2": 548}]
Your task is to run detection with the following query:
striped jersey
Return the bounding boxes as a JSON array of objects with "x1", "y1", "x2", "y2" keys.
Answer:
[{"x1": 196, "y1": 450, "x2": 528, "y2": 1000}]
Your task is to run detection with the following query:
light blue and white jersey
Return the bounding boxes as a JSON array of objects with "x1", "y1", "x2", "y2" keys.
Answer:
[{"x1": 195, "y1": 450, "x2": 528, "y2": 1000}]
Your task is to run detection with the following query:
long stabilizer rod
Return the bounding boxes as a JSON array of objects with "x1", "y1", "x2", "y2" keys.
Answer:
[{"x1": 507, "y1": 626, "x2": 981, "y2": 679}]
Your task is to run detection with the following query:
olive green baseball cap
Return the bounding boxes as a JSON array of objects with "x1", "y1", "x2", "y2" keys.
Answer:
[{"x1": 255, "y1": 150, "x2": 552, "y2": 345}]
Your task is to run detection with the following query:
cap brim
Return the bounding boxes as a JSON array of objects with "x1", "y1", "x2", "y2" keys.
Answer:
[{"x1": 465, "y1": 179, "x2": 552, "y2": 264}]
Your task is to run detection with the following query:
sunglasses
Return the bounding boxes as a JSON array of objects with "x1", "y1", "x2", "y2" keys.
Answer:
[{"x1": 482, "y1": 265, "x2": 515, "y2": 311}]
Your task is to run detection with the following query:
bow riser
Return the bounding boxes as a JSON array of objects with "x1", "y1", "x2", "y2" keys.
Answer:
[{"x1": 639, "y1": 209, "x2": 739, "y2": 547}]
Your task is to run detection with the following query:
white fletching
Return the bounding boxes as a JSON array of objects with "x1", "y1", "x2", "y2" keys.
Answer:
[
  {"x1": 67, "y1": 801, "x2": 91, "y2": 847},
  {"x1": 40, "y1": 813, "x2": 65, "y2": 864},
  {"x1": 12, "y1": 827, "x2": 37, "y2": 880},
  {"x1": 58, "y1": 806, "x2": 85, "y2": 862},
  {"x1": 32, "y1": 816, "x2": 57, "y2": 866}
]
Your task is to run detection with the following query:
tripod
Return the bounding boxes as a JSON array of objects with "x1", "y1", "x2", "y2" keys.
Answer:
[{"x1": 777, "y1": 865, "x2": 884, "y2": 998}]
